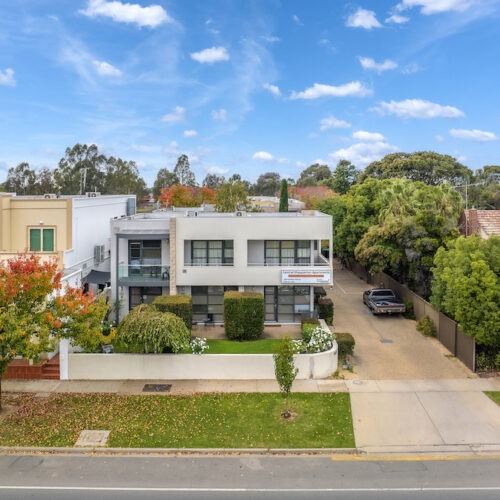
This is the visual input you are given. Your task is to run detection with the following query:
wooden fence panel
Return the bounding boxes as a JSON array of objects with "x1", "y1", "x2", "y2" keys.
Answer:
[
  {"x1": 456, "y1": 328, "x2": 475, "y2": 371},
  {"x1": 438, "y1": 312, "x2": 457, "y2": 355}
]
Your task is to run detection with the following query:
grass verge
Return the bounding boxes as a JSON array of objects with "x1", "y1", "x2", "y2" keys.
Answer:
[
  {"x1": 0, "y1": 392, "x2": 354, "y2": 448},
  {"x1": 484, "y1": 391, "x2": 500, "y2": 405}
]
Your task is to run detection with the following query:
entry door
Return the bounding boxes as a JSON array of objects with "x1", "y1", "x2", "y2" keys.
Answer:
[{"x1": 264, "y1": 286, "x2": 278, "y2": 322}]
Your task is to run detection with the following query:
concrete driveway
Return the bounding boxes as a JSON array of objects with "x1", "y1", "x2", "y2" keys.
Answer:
[{"x1": 329, "y1": 270, "x2": 472, "y2": 380}]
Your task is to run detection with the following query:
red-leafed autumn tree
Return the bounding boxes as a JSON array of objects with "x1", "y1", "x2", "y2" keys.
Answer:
[
  {"x1": 158, "y1": 184, "x2": 215, "y2": 208},
  {"x1": 0, "y1": 254, "x2": 111, "y2": 409}
]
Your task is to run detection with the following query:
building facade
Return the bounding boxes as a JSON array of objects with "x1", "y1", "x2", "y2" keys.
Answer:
[
  {"x1": 110, "y1": 210, "x2": 332, "y2": 323},
  {"x1": 0, "y1": 193, "x2": 136, "y2": 287}
]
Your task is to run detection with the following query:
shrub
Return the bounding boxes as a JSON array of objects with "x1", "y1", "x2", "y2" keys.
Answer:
[
  {"x1": 152, "y1": 295, "x2": 192, "y2": 330},
  {"x1": 301, "y1": 317, "x2": 320, "y2": 326},
  {"x1": 314, "y1": 286, "x2": 326, "y2": 304},
  {"x1": 190, "y1": 337, "x2": 209, "y2": 355},
  {"x1": 318, "y1": 297, "x2": 334, "y2": 325},
  {"x1": 306, "y1": 327, "x2": 334, "y2": 353},
  {"x1": 117, "y1": 304, "x2": 190, "y2": 353},
  {"x1": 223, "y1": 291, "x2": 264, "y2": 340},
  {"x1": 336, "y1": 332, "x2": 355, "y2": 357},
  {"x1": 301, "y1": 323, "x2": 318, "y2": 344},
  {"x1": 476, "y1": 352, "x2": 496, "y2": 371},
  {"x1": 416, "y1": 316, "x2": 436, "y2": 337},
  {"x1": 403, "y1": 300, "x2": 415, "y2": 320},
  {"x1": 273, "y1": 337, "x2": 298, "y2": 417}
]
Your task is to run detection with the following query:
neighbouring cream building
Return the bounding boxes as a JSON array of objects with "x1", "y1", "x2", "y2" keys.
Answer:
[
  {"x1": 110, "y1": 210, "x2": 332, "y2": 323},
  {"x1": 0, "y1": 192, "x2": 136, "y2": 287}
]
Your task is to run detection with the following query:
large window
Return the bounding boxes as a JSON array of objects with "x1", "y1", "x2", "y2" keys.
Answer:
[
  {"x1": 29, "y1": 227, "x2": 55, "y2": 252},
  {"x1": 191, "y1": 240, "x2": 233, "y2": 266},
  {"x1": 192, "y1": 285, "x2": 238, "y2": 322},
  {"x1": 129, "y1": 287, "x2": 163, "y2": 310},
  {"x1": 265, "y1": 286, "x2": 311, "y2": 323},
  {"x1": 264, "y1": 241, "x2": 310, "y2": 266}
]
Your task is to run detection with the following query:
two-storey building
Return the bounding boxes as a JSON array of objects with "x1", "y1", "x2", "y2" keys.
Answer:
[{"x1": 110, "y1": 210, "x2": 332, "y2": 323}]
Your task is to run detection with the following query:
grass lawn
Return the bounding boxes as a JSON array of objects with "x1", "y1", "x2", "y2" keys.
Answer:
[
  {"x1": 206, "y1": 339, "x2": 281, "y2": 354},
  {"x1": 0, "y1": 392, "x2": 354, "y2": 448},
  {"x1": 485, "y1": 391, "x2": 500, "y2": 405}
]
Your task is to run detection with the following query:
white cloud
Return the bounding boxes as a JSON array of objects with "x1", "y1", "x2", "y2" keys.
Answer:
[
  {"x1": 296, "y1": 161, "x2": 306, "y2": 168},
  {"x1": 290, "y1": 81, "x2": 371, "y2": 100},
  {"x1": 253, "y1": 151, "x2": 274, "y2": 161},
  {"x1": 92, "y1": 60, "x2": 122, "y2": 77},
  {"x1": 396, "y1": 0, "x2": 473, "y2": 15},
  {"x1": 385, "y1": 14, "x2": 410, "y2": 23},
  {"x1": 262, "y1": 35, "x2": 281, "y2": 43},
  {"x1": 373, "y1": 99, "x2": 464, "y2": 118},
  {"x1": 346, "y1": 8, "x2": 382, "y2": 29},
  {"x1": 402, "y1": 63, "x2": 421, "y2": 74},
  {"x1": 329, "y1": 141, "x2": 398, "y2": 167},
  {"x1": 435, "y1": 135, "x2": 444, "y2": 142},
  {"x1": 263, "y1": 83, "x2": 281, "y2": 97},
  {"x1": 292, "y1": 14, "x2": 304, "y2": 26},
  {"x1": 80, "y1": 0, "x2": 172, "y2": 28},
  {"x1": 161, "y1": 106, "x2": 185, "y2": 123},
  {"x1": 320, "y1": 116, "x2": 351, "y2": 130},
  {"x1": 183, "y1": 129, "x2": 198, "y2": 138},
  {"x1": 207, "y1": 166, "x2": 229, "y2": 175},
  {"x1": 211, "y1": 109, "x2": 227, "y2": 121},
  {"x1": 449, "y1": 128, "x2": 497, "y2": 141},
  {"x1": 352, "y1": 131, "x2": 385, "y2": 141},
  {"x1": 359, "y1": 56, "x2": 398, "y2": 73},
  {"x1": 0, "y1": 68, "x2": 15, "y2": 86},
  {"x1": 190, "y1": 46, "x2": 230, "y2": 64}
]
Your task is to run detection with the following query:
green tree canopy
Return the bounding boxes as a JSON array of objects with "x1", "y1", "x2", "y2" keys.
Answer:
[
  {"x1": 152, "y1": 168, "x2": 179, "y2": 199},
  {"x1": 431, "y1": 236, "x2": 499, "y2": 348},
  {"x1": 251, "y1": 172, "x2": 281, "y2": 196},
  {"x1": 202, "y1": 173, "x2": 226, "y2": 190},
  {"x1": 297, "y1": 163, "x2": 331, "y2": 187},
  {"x1": 361, "y1": 151, "x2": 472, "y2": 186},
  {"x1": 215, "y1": 180, "x2": 249, "y2": 212},
  {"x1": 273, "y1": 337, "x2": 298, "y2": 418},
  {"x1": 173, "y1": 154, "x2": 197, "y2": 187},
  {"x1": 323, "y1": 160, "x2": 359, "y2": 194},
  {"x1": 279, "y1": 179, "x2": 288, "y2": 212}
]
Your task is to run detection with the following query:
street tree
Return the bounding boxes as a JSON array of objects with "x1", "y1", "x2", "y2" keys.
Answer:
[
  {"x1": 273, "y1": 337, "x2": 298, "y2": 418},
  {"x1": 279, "y1": 179, "x2": 288, "y2": 212},
  {"x1": 3, "y1": 163, "x2": 37, "y2": 195},
  {"x1": 202, "y1": 173, "x2": 226, "y2": 189},
  {"x1": 173, "y1": 155, "x2": 197, "y2": 187},
  {"x1": 152, "y1": 168, "x2": 179, "y2": 199},
  {"x1": 431, "y1": 235, "x2": 499, "y2": 349},
  {"x1": 360, "y1": 151, "x2": 472, "y2": 186},
  {"x1": 0, "y1": 254, "x2": 110, "y2": 409},
  {"x1": 105, "y1": 157, "x2": 148, "y2": 199},
  {"x1": 297, "y1": 163, "x2": 331, "y2": 187},
  {"x1": 215, "y1": 180, "x2": 249, "y2": 212}
]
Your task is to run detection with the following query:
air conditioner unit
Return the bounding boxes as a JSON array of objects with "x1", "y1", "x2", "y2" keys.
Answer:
[
  {"x1": 43, "y1": 193, "x2": 57, "y2": 199},
  {"x1": 86, "y1": 192, "x2": 101, "y2": 198},
  {"x1": 94, "y1": 244, "x2": 105, "y2": 263}
]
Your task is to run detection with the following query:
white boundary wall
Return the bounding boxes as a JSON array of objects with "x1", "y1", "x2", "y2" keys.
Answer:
[{"x1": 65, "y1": 343, "x2": 337, "y2": 380}]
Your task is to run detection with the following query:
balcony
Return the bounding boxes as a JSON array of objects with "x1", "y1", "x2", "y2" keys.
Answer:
[{"x1": 118, "y1": 264, "x2": 170, "y2": 284}]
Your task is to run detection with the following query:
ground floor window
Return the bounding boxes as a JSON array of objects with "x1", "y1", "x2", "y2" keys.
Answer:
[
  {"x1": 264, "y1": 286, "x2": 311, "y2": 323},
  {"x1": 192, "y1": 285, "x2": 238, "y2": 323},
  {"x1": 129, "y1": 287, "x2": 163, "y2": 310}
]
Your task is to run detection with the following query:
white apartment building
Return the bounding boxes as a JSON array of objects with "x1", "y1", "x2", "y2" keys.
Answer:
[{"x1": 110, "y1": 210, "x2": 332, "y2": 324}]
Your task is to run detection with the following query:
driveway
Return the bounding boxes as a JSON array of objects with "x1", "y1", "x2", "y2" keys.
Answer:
[{"x1": 329, "y1": 270, "x2": 472, "y2": 380}]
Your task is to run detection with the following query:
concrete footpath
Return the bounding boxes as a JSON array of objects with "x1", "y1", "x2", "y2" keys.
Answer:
[{"x1": 4, "y1": 377, "x2": 500, "y2": 455}]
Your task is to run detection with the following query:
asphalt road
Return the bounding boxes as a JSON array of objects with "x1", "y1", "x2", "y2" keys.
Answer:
[{"x1": 0, "y1": 454, "x2": 499, "y2": 499}]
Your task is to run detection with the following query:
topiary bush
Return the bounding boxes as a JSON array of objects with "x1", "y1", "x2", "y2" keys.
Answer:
[
  {"x1": 241, "y1": 292, "x2": 264, "y2": 339},
  {"x1": 224, "y1": 291, "x2": 244, "y2": 340},
  {"x1": 403, "y1": 300, "x2": 415, "y2": 320},
  {"x1": 416, "y1": 316, "x2": 436, "y2": 337},
  {"x1": 116, "y1": 304, "x2": 190, "y2": 353},
  {"x1": 152, "y1": 295, "x2": 192, "y2": 330},
  {"x1": 318, "y1": 297, "x2": 334, "y2": 325},
  {"x1": 336, "y1": 332, "x2": 355, "y2": 357}
]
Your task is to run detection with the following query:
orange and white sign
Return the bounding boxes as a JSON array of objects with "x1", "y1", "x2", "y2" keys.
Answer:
[{"x1": 281, "y1": 269, "x2": 332, "y2": 284}]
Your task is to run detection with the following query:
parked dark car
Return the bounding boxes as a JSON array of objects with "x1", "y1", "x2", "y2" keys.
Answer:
[{"x1": 363, "y1": 288, "x2": 406, "y2": 315}]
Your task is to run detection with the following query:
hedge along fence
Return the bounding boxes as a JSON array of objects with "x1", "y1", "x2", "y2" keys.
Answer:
[
  {"x1": 152, "y1": 295, "x2": 192, "y2": 330},
  {"x1": 224, "y1": 291, "x2": 264, "y2": 340},
  {"x1": 318, "y1": 297, "x2": 334, "y2": 325}
]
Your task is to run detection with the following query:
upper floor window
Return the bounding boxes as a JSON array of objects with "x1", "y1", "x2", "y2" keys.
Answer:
[
  {"x1": 29, "y1": 227, "x2": 55, "y2": 252},
  {"x1": 129, "y1": 240, "x2": 161, "y2": 264},
  {"x1": 192, "y1": 240, "x2": 234, "y2": 266},
  {"x1": 265, "y1": 240, "x2": 310, "y2": 266}
]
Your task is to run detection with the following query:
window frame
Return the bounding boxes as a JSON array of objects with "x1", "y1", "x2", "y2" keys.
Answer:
[
  {"x1": 264, "y1": 240, "x2": 311, "y2": 266},
  {"x1": 29, "y1": 227, "x2": 55, "y2": 252},
  {"x1": 190, "y1": 240, "x2": 234, "y2": 266}
]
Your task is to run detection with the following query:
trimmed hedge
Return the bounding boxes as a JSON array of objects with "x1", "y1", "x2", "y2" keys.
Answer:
[
  {"x1": 152, "y1": 295, "x2": 192, "y2": 330},
  {"x1": 224, "y1": 291, "x2": 264, "y2": 340},
  {"x1": 318, "y1": 297, "x2": 334, "y2": 325},
  {"x1": 336, "y1": 332, "x2": 355, "y2": 357}
]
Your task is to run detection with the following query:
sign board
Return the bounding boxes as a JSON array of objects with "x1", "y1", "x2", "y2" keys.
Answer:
[{"x1": 281, "y1": 269, "x2": 332, "y2": 284}]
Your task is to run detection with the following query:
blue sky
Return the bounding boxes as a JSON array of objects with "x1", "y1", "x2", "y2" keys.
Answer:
[{"x1": 1, "y1": 0, "x2": 500, "y2": 187}]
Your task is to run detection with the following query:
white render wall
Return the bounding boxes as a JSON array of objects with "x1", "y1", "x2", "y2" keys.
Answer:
[
  {"x1": 67, "y1": 343, "x2": 338, "y2": 380},
  {"x1": 175, "y1": 213, "x2": 332, "y2": 287}
]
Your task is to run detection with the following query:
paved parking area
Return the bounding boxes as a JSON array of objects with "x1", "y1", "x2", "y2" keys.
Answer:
[{"x1": 329, "y1": 270, "x2": 472, "y2": 380}]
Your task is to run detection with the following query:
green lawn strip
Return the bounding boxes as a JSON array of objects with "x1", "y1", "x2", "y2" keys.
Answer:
[
  {"x1": 0, "y1": 392, "x2": 354, "y2": 448},
  {"x1": 205, "y1": 339, "x2": 281, "y2": 354},
  {"x1": 484, "y1": 391, "x2": 500, "y2": 405}
]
